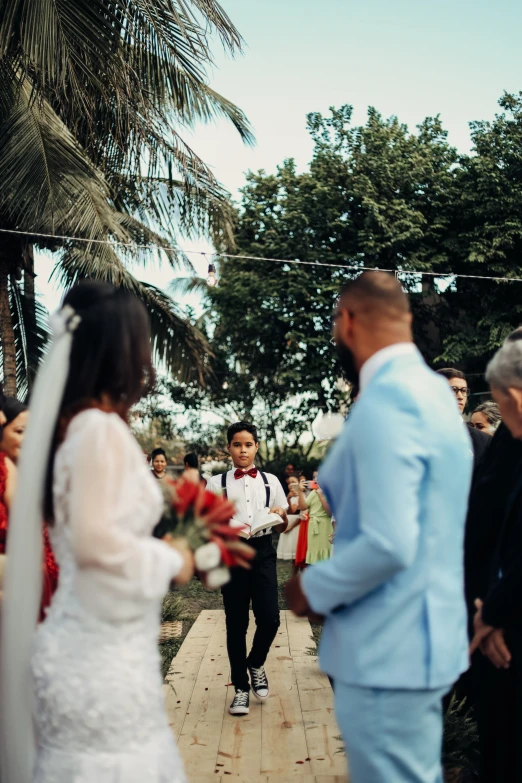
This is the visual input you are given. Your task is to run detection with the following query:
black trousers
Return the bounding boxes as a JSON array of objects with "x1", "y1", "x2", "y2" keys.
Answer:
[
  {"x1": 475, "y1": 642, "x2": 522, "y2": 782},
  {"x1": 221, "y1": 535, "x2": 280, "y2": 692}
]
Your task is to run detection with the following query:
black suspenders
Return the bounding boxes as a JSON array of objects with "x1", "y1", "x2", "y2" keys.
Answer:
[{"x1": 221, "y1": 470, "x2": 271, "y2": 507}]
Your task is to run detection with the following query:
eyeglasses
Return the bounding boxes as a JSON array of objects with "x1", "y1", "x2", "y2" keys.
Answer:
[{"x1": 450, "y1": 386, "x2": 471, "y2": 398}]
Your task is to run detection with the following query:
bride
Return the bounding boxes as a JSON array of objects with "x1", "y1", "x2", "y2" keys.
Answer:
[{"x1": 1, "y1": 281, "x2": 194, "y2": 782}]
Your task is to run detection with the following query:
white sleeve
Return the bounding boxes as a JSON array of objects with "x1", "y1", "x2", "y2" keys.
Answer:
[{"x1": 68, "y1": 412, "x2": 183, "y2": 608}]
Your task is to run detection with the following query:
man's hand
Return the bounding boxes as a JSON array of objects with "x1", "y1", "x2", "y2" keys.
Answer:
[
  {"x1": 285, "y1": 574, "x2": 310, "y2": 617},
  {"x1": 481, "y1": 628, "x2": 511, "y2": 669},
  {"x1": 285, "y1": 574, "x2": 324, "y2": 624},
  {"x1": 163, "y1": 535, "x2": 195, "y2": 585},
  {"x1": 470, "y1": 599, "x2": 495, "y2": 656}
]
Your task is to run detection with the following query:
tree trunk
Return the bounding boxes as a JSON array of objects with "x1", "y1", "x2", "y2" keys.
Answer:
[
  {"x1": 0, "y1": 250, "x2": 16, "y2": 396},
  {"x1": 22, "y1": 241, "x2": 37, "y2": 394}
]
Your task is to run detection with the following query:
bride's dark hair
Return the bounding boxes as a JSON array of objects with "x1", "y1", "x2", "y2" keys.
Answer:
[{"x1": 44, "y1": 280, "x2": 155, "y2": 521}]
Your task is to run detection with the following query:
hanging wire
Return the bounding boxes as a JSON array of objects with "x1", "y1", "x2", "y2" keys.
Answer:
[{"x1": 1, "y1": 226, "x2": 522, "y2": 284}]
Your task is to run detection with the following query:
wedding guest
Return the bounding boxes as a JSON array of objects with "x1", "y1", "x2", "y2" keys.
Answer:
[
  {"x1": 296, "y1": 480, "x2": 333, "y2": 565},
  {"x1": 286, "y1": 271, "x2": 472, "y2": 783},
  {"x1": 1, "y1": 281, "x2": 195, "y2": 783},
  {"x1": 279, "y1": 461, "x2": 296, "y2": 488},
  {"x1": 0, "y1": 398, "x2": 58, "y2": 618},
  {"x1": 182, "y1": 452, "x2": 201, "y2": 484},
  {"x1": 471, "y1": 401, "x2": 501, "y2": 436},
  {"x1": 207, "y1": 422, "x2": 288, "y2": 716},
  {"x1": 276, "y1": 476, "x2": 301, "y2": 562},
  {"x1": 0, "y1": 398, "x2": 28, "y2": 463},
  {"x1": 470, "y1": 328, "x2": 522, "y2": 781},
  {"x1": 151, "y1": 447, "x2": 168, "y2": 479},
  {"x1": 286, "y1": 476, "x2": 300, "y2": 513},
  {"x1": 0, "y1": 387, "x2": 13, "y2": 567},
  {"x1": 437, "y1": 368, "x2": 490, "y2": 468},
  {"x1": 294, "y1": 475, "x2": 310, "y2": 571}
]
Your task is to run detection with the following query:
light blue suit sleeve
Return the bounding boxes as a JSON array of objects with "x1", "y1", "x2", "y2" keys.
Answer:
[{"x1": 302, "y1": 394, "x2": 426, "y2": 616}]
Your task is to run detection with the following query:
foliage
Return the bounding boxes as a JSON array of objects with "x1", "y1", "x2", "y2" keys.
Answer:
[
  {"x1": 170, "y1": 94, "x2": 522, "y2": 434},
  {"x1": 0, "y1": 0, "x2": 252, "y2": 393},
  {"x1": 169, "y1": 104, "x2": 460, "y2": 443},
  {"x1": 435, "y1": 92, "x2": 522, "y2": 389},
  {"x1": 442, "y1": 696, "x2": 479, "y2": 781}
]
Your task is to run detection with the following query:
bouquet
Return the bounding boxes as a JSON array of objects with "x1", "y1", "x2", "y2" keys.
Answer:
[{"x1": 154, "y1": 477, "x2": 255, "y2": 588}]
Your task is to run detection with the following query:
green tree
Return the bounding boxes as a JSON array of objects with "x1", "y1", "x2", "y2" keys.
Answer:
[
  {"x1": 170, "y1": 105, "x2": 460, "y2": 450},
  {"x1": 0, "y1": 0, "x2": 253, "y2": 395},
  {"x1": 435, "y1": 92, "x2": 522, "y2": 389}
]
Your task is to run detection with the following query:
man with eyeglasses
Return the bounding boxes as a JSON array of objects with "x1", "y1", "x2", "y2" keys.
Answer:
[{"x1": 436, "y1": 368, "x2": 490, "y2": 472}]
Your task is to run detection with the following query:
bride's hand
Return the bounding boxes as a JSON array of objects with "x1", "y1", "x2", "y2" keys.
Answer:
[{"x1": 162, "y1": 535, "x2": 195, "y2": 585}]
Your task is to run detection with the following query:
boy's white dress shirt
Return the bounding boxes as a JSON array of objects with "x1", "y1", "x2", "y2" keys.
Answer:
[{"x1": 207, "y1": 469, "x2": 288, "y2": 538}]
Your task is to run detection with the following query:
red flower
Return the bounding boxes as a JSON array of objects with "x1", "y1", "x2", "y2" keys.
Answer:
[{"x1": 170, "y1": 479, "x2": 200, "y2": 517}]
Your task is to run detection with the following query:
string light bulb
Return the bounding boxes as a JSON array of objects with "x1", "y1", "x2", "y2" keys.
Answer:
[{"x1": 206, "y1": 263, "x2": 218, "y2": 287}]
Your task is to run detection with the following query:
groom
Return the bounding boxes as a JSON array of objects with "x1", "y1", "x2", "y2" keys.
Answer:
[{"x1": 286, "y1": 272, "x2": 473, "y2": 782}]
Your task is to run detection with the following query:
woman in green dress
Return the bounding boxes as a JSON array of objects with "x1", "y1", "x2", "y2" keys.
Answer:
[{"x1": 297, "y1": 482, "x2": 334, "y2": 565}]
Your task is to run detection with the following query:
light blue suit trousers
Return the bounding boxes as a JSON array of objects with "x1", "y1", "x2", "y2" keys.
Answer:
[{"x1": 334, "y1": 683, "x2": 448, "y2": 783}]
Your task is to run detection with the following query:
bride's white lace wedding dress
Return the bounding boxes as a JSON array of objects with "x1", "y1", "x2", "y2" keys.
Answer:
[{"x1": 31, "y1": 409, "x2": 187, "y2": 782}]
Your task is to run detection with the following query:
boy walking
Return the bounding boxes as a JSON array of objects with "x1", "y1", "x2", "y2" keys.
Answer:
[{"x1": 207, "y1": 422, "x2": 288, "y2": 715}]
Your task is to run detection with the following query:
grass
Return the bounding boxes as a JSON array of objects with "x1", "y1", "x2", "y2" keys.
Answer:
[{"x1": 159, "y1": 558, "x2": 305, "y2": 679}]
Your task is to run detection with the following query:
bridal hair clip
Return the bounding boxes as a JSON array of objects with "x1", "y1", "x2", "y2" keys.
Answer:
[{"x1": 49, "y1": 305, "x2": 81, "y2": 339}]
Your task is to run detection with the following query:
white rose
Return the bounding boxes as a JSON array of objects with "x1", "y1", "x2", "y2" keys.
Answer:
[
  {"x1": 194, "y1": 542, "x2": 222, "y2": 572},
  {"x1": 205, "y1": 566, "x2": 230, "y2": 589}
]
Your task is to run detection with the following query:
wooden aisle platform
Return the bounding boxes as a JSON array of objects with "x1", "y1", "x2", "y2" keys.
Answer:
[{"x1": 164, "y1": 609, "x2": 349, "y2": 783}]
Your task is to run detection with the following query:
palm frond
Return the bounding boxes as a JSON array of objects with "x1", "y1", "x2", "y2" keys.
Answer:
[
  {"x1": 55, "y1": 245, "x2": 212, "y2": 384},
  {"x1": 0, "y1": 67, "x2": 111, "y2": 233},
  {"x1": 168, "y1": 276, "x2": 209, "y2": 297},
  {"x1": 8, "y1": 275, "x2": 49, "y2": 401},
  {"x1": 0, "y1": 67, "x2": 199, "y2": 273},
  {"x1": 0, "y1": 0, "x2": 249, "y2": 144}
]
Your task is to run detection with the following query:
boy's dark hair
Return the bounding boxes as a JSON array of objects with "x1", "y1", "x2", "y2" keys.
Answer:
[
  {"x1": 151, "y1": 448, "x2": 167, "y2": 460},
  {"x1": 184, "y1": 452, "x2": 198, "y2": 469},
  {"x1": 227, "y1": 421, "x2": 259, "y2": 445},
  {"x1": 436, "y1": 368, "x2": 467, "y2": 382}
]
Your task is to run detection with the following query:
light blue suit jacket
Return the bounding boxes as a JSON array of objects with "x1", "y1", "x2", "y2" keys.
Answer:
[{"x1": 302, "y1": 349, "x2": 473, "y2": 690}]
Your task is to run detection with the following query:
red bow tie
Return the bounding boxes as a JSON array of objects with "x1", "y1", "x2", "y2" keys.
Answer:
[{"x1": 234, "y1": 468, "x2": 258, "y2": 480}]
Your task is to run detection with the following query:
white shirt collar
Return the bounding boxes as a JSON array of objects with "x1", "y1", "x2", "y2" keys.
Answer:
[{"x1": 359, "y1": 343, "x2": 417, "y2": 392}]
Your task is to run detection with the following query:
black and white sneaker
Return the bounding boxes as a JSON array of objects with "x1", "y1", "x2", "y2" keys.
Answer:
[
  {"x1": 229, "y1": 689, "x2": 250, "y2": 715},
  {"x1": 248, "y1": 665, "x2": 270, "y2": 701}
]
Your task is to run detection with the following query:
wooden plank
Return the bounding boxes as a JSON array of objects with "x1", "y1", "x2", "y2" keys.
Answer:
[
  {"x1": 191, "y1": 778, "x2": 346, "y2": 783},
  {"x1": 164, "y1": 655, "x2": 202, "y2": 740},
  {"x1": 286, "y1": 611, "x2": 316, "y2": 657},
  {"x1": 181, "y1": 611, "x2": 220, "y2": 639},
  {"x1": 293, "y1": 655, "x2": 332, "y2": 705},
  {"x1": 261, "y1": 614, "x2": 310, "y2": 777},
  {"x1": 210, "y1": 609, "x2": 262, "y2": 777},
  {"x1": 293, "y1": 656, "x2": 347, "y2": 778},
  {"x1": 177, "y1": 656, "x2": 229, "y2": 777},
  {"x1": 216, "y1": 688, "x2": 263, "y2": 776},
  {"x1": 167, "y1": 610, "x2": 349, "y2": 782}
]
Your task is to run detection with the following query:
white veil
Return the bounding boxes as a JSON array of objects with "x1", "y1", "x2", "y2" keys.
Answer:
[{"x1": 0, "y1": 306, "x2": 79, "y2": 783}]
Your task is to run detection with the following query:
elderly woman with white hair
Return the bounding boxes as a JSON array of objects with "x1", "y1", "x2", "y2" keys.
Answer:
[{"x1": 470, "y1": 327, "x2": 522, "y2": 781}]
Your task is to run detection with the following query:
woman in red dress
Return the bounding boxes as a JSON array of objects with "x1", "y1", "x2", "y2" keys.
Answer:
[
  {"x1": 0, "y1": 386, "x2": 13, "y2": 572},
  {"x1": 0, "y1": 397, "x2": 59, "y2": 616}
]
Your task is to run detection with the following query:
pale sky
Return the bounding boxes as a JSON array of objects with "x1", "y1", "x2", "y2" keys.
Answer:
[{"x1": 35, "y1": 0, "x2": 522, "y2": 311}]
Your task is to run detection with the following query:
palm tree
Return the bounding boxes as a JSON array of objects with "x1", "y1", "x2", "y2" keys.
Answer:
[{"x1": 0, "y1": 0, "x2": 253, "y2": 395}]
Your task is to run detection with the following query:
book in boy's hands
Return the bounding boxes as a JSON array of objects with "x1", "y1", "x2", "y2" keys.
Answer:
[{"x1": 230, "y1": 507, "x2": 284, "y2": 539}]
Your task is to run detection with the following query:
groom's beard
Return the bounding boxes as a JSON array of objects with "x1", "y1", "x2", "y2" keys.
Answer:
[{"x1": 336, "y1": 341, "x2": 359, "y2": 386}]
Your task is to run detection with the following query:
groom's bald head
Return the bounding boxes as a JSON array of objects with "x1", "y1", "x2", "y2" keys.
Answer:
[
  {"x1": 333, "y1": 271, "x2": 413, "y2": 374},
  {"x1": 339, "y1": 271, "x2": 411, "y2": 321}
]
